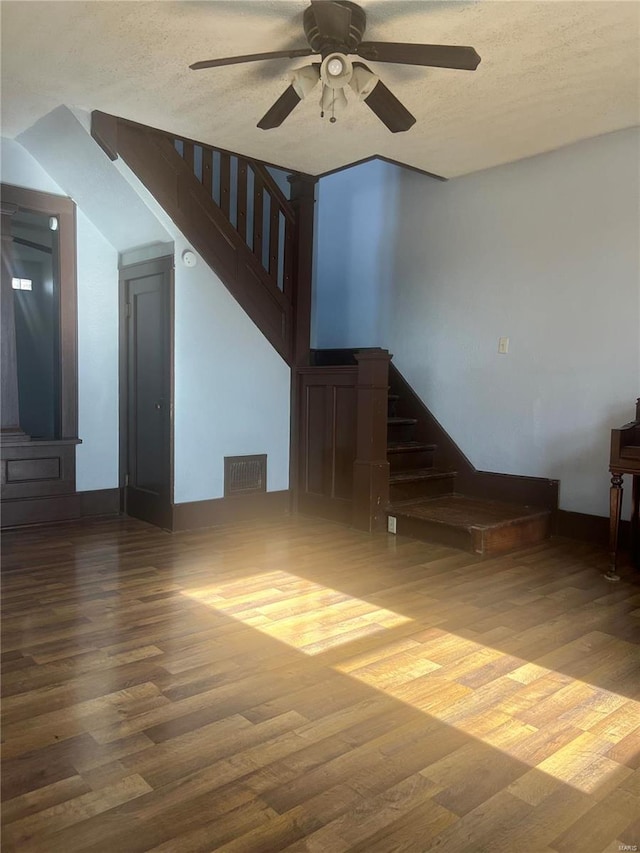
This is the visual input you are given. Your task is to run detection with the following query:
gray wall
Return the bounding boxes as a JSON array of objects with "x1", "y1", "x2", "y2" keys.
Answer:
[{"x1": 313, "y1": 129, "x2": 640, "y2": 516}]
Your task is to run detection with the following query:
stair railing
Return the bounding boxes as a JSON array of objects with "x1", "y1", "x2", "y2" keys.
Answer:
[
  {"x1": 90, "y1": 111, "x2": 317, "y2": 365},
  {"x1": 172, "y1": 137, "x2": 295, "y2": 299}
]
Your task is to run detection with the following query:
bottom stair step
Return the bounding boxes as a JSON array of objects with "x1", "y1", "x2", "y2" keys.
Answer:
[{"x1": 387, "y1": 494, "x2": 551, "y2": 556}]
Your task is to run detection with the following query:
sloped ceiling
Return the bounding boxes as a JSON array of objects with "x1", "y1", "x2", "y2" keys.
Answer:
[{"x1": 1, "y1": 0, "x2": 639, "y2": 178}]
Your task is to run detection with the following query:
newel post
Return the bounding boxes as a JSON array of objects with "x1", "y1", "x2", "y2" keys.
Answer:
[
  {"x1": 287, "y1": 173, "x2": 318, "y2": 512},
  {"x1": 287, "y1": 174, "x2": 317, "y2": 368},
  {"x1": 352, "y1": 349, "x2": 391, "y2": 532}
]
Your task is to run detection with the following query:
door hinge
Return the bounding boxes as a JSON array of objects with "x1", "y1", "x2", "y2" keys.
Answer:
[
  {"x1": 125, "y1": 302, "x2": 131, "y2": 318},
  {"x1": 124, "y1": 473, "x2": 129, "y2": 487}
]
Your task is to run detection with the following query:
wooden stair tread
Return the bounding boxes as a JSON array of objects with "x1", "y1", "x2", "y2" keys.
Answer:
[
  {"x1": 387, "y1": 441, "x2": 436, "y2": 453},
  {"x1": 387, "y1": 417, "x2": 418, "y2": 426},
  {"x1": 390, "y1": 468, "x2": 456, "y2": 484},
  {"x1": 388, "y1": 494, "x2": 550, "y2": 532}
]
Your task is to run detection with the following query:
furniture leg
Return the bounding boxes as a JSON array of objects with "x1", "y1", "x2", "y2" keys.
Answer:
[
  {"x1": 631, "y1": 474, "x2": 639, "y2": 567},
  {"x1": 605, "y1": 472, "x2": 623, "y2": 582}
]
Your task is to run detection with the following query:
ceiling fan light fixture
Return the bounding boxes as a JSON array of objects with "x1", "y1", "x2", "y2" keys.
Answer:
[
  {"x1": 291, "y1": 65, "x2": 321, "y2": 99},
  {"x1": 327, "y1": 57, "x2": 345, "y2": 77},
  {"x1": 320, "y1": 52, "x2": 352, "y2": 89},
  {"x1": 349, "y1": 65, "x2": 379, "y2": 100}
]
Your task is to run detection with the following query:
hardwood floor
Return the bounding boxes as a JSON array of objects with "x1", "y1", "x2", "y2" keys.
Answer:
[{"x1": 1, "y1": 515, "x2": 639, "y2": 852}]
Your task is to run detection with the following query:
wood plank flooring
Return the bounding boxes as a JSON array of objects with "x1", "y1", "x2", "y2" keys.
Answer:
[{"x1": 1, "y1": 515, "x2": 639, "y2": 852}]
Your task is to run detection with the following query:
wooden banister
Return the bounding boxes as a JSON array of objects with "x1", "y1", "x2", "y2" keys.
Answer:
[
  {"x1": 249, "y1": 160, "x2": 295, "y2": 224},
  {"x1": 170, "y1": 137, "x2": 297, "y2": 298},
  {"x1": 252, "y1": 169, "x2": 264, "y2": 264},
  {"x1": 219, "y1": 152, "x2": 231, "y2": 219},
  {"x1": 170, "y1": 136, "x2": 295, "y2": 225}
]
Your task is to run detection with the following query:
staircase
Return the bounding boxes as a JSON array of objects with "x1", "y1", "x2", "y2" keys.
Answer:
[
  {"x1": 91, "y1": 111, "x2": 316, "y2": 367},
  {"x1": 306, "y1": 348, "x2": 557, "y2": 551},
  {"x1": 386, "y1": 379, "x2": 553, "y2": 556}
]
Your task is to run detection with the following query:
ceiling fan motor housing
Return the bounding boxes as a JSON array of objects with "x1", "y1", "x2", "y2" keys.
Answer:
[{"x1": 303, "y1": 1, "x2": 367, "y2": 56}]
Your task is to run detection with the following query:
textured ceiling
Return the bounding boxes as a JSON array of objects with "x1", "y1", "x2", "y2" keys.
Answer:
[{"x1": 1, "y1": 1, "x2": 639, "y2": 178}]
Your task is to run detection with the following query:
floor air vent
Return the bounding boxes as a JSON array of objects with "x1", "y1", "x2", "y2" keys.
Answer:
[{"x1": 224, "y1": 455, "x2": 267, "y2": 497}]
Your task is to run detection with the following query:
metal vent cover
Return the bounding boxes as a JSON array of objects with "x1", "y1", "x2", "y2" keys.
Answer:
[{"x1": 224, "y1": 454, "x2": 267, "y2": 497}]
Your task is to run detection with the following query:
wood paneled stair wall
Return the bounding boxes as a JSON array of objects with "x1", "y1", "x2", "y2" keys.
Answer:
[{"x1": 310, "y1": 350, "x2": 559, "y2": 556}]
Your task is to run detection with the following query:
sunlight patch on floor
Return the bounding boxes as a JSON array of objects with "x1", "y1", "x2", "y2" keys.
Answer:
[
  {"x1": 183, "y1": 572, "x2": 639, "y2": 795},
  {"x1": 183, "y1": 571, "x2": 412, "y2": 654}
]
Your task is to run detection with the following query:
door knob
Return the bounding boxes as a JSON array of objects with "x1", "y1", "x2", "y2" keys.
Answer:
[{"x1": 154, "y1": 402, "x2": 163, "y2": 411}]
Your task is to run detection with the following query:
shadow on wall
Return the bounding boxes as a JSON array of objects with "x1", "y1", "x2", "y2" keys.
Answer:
[{"x1": 312, "y1": 159, "x2": 401, "y2": 349}]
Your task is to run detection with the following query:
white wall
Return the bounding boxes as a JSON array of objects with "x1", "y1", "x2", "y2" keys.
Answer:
[
  {"x1": 1, "y1": 138, "x2": 64, "y2": 195},
  {"x1": 111, "y1": 161, "x2": 291, "y2": 504},
  {"x1": 75, "y1": 211, "x2": 119, "y2": 491},
  {"x1": 1, "y1": 137, "x2": 119, "y2": 492},
  {"x1": 172, "y1": 241, "x2": 291, "y2": 502},
  {"x1": 18, "y1": 107, "x2": 171, "y2": 253},
  {"x1": 314, "y1": 129, "x2": 640, "y2": 516}
]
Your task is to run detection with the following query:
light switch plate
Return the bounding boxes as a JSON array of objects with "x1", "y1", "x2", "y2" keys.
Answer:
[
  {"x1": 498, "y1": 337, "x2": 509, "y2": 354},
  {"x1": 388, "y1": 516, "x2": 397, "y2": 534}
]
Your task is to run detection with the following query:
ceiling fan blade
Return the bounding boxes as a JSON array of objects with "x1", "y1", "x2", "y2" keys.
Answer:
[
  {"x1": 310, "y1": 1, "x2": 352, "y2": 43},
  {"x1": 358, "y1": 71, "x2": 416, "y2": 133},
  {"x1": 357, "y1": 42, "x2": 481, "y2": 71},
  {"x1": 257, "y1": 85, "x2": 302, "y2": 130},
  {"x1": 190, "y1": 48, "x2": 314, "y2": 70}
]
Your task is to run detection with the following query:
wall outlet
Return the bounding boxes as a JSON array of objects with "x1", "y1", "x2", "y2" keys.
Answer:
[
  {"x1": 387, "y1": 516, "x2": 397, "y2": 534},
  {"x1": 498, "y1": 336, "x2": 509, "y2": 354}
]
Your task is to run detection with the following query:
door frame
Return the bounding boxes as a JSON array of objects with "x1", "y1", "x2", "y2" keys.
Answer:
[{"x1": 118, "y1": 254, "x2": 174, "y2": 527}]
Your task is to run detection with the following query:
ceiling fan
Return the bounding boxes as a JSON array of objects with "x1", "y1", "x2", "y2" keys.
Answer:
[{"x1": 190, "y1": 0, "x2": 481, "y2": 133}]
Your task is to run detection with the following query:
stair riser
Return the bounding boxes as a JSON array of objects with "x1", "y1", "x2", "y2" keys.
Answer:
[
  {"x1": 390, "y1": 477, "x2": 455, "y2": 503},
  {"x1": 473, "y1": 514, "x2": 551, "y2": 555},
  {"x1": 392, "y1": 515, "x2": 475, "y2": 552},
  {"x1": 389, "y1": 449, "x2": 435, "y2": 471},
  {"x1": 388, "y1": 513, "x2": 550, "y2": 556},
  {"x1": 387, "y1": 422, "x2": 417, "y2": 444}
]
